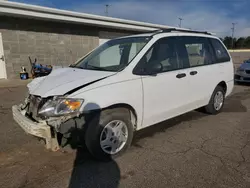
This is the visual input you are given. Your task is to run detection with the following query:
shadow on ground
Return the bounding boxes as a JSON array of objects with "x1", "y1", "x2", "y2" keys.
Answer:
[
  {"x1": 223, "y1": 87, "x2": 250, "y2": 113},
  {"x1": 133, "y1": 110, "x2": 206, "y2": 147},
  {"x1": 60, "y1": 102, "x2": 121, "y2": 188},
  {"x1": 68, "y1": 148, "x2": 120, "y2": 188}
]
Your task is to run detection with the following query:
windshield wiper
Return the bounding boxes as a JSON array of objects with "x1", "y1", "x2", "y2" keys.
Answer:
[
  {"x1": 70, "y1": 64, "x2": 110, "y2": 71},
  {"x1": 69, "y1": 65, "x2": 84, "y2": 69},
  {"x1": 86, "y1": 65, "x2": 109, "y2": 71},
  {"x1": 69, "y1": 64, "x2": 77, "y2": 68}
]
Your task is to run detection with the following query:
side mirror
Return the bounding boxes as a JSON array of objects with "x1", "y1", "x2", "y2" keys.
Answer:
[{"x1": 145, "y1": 62, "x2": 163, "y2": 75}]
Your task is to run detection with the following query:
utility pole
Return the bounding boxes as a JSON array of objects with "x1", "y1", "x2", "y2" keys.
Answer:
[
  {"x1": 231, "y1": 22, "x2": 237, "y2": 49},
  {"x1": 105, "y1": 4, "x2": 110, "y2": 16},
  {"x1": 178, "y1": 17, "x2": 183, "y2": 28}
]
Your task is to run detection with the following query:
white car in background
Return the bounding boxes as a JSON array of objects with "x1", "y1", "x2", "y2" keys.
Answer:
[{"x1": 12, "y1": 28, "x2": 234, "y2": 161}]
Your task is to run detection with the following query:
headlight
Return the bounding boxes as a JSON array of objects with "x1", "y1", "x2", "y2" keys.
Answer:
[{"x1": 38, "y1": 98, "x2": 84, "y2": 117}]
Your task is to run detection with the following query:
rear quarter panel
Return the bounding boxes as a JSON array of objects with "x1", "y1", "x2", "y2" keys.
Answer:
[
  {"x1": 208, "y1": 61, "x2": 234, "y2": 97},
  {"x1": 219, "y1": 41, "x2": 234, "y2": 97},
  {"x1": 206, "y1": 37, "x2": 234, "y2": 98}
]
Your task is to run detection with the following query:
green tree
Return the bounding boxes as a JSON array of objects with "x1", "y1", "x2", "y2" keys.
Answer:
[
  {"x1": 244, "y1": 37, "x2": 250, "y2": 48},
  {"x1": 222, "y1": 36, "x2": 237, "y2": 49},
  {"x1": 235, "y1": 37, "x2": 246, "y2": 49},
  {"x1": 221, "y1": 36, "x2": 250, "y2": 49},
  {"x1": 223, "y1": 36, "x2": 232, "y2": 48}
]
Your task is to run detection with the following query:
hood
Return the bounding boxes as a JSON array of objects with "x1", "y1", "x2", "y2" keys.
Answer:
[
  {"x1": 28, "y1": 67, "x2": 115, "y2": 97},
  {"x1": 240, "y1": 62, "x2": 250, "y2": 69}
]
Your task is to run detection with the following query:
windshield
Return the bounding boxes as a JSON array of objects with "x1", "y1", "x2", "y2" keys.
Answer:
[
  {"x1": 72, "y1": 36, "x2": 151, "y2": 72},
  {"x1": 244, "y1": 59, "x2": 250, "y2": 63}
]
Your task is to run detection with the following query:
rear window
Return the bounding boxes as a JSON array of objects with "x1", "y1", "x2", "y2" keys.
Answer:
[{"x1": 210, "y1": 38, "x2": 230, "y2": 63}]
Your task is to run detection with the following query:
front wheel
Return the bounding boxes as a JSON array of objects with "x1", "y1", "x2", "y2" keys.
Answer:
[
  {"x1": 85, "y1": 108, "x2": 134, "y2": 161},
  {"x1": 204, "y1": 85, "x2": 225, "y2": 114}
]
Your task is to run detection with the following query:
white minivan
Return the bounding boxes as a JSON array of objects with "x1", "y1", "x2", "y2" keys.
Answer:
[{"x1": 12, "y1": 29, "x2": 234, "y2": 161}]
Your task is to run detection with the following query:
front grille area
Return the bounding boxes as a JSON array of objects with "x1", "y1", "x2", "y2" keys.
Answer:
[
  {"x1": 245, "y1": 70, "x2": 250, "y2": 74},
  {"x1": 26, "y1": 95, "x2": 48, "y2": 121},
  {"x1": 27, "y1": 95, "x2": 41, "y2": 120},
  {"x1": 235, "y1": 75, "x2": 250, "y2": 81},
  {"x1": 243, "y1": 77, "x2": 250, "y2": 81}
]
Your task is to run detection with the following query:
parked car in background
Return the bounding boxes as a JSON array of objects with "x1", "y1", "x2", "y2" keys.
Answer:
[
  {"x1": 235, "y1": 59, "x2": 250, "y2": 83},
  {"x1": 12, "y1": 28, "x2": 234, "y2": 161}
]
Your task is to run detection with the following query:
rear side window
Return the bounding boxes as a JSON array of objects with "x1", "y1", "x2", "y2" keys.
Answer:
[
  {"x1": 177, "y1": 36, "x2": 214, "y2": 68},
  {"x1": 210, "y1": 38, "x2": 230, "y2": 63}
]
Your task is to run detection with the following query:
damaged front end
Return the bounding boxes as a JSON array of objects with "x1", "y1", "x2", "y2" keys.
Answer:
[{"x1": 12, "y1": 94, "x2": 86, "y2": 151}]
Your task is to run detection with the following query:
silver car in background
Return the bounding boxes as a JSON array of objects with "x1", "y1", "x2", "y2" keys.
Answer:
[{"x1": 235, "y1": 59, "x2": 250, "y2": 83}]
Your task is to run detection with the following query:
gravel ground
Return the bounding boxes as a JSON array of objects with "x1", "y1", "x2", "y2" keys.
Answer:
[{"x1": 0, "y1": 84, "x2": 250, "y2": 188}]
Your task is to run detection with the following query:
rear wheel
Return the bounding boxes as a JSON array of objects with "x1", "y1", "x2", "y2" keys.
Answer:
[
  {"x1": 85, "y1": 108, "x2": 134, "y2": 161},
  {"x1": 204, "y1": 85, "x2": 225, "y2": 114}
]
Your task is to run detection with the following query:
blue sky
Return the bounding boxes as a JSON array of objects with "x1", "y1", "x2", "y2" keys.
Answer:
[{"x1": 12, "y1": 0, "x2": 250, "y2": 37}]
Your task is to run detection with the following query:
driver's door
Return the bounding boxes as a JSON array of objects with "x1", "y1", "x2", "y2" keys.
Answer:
[{"x1": 140, "y1": 37, "x2": 191, "y2": 128}]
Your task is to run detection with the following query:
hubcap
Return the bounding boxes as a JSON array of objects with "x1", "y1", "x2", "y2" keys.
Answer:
[
  {"x1": 100, "y1": 120, "x2": 128, "y2": 155},
  {"x1": 214, "y1": 91, "x2": 224, "y2": 111}
]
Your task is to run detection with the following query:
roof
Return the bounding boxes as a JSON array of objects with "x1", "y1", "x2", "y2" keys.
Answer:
[
  {"x1": 116, "y1": 33, "x2": 154, "y2": 39},
  {"x1": 117, "y1": 28, "x2": 216, "y2": 40},
  {"x1": 0, "y1": 1, "x2": 178, "y2": 32}
]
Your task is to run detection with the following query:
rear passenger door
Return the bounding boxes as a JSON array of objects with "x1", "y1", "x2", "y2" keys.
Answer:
[{"x1": 177, "y1": 36, "x2": 216, "y2": 108}]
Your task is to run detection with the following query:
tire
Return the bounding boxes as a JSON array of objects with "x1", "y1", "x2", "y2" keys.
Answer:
[
  {"x1": 85, "y1": 108, "x2": 134, "y2": 161},
  {"x1": 204, "y1": 85, "x2": 225, "y2": 115}
]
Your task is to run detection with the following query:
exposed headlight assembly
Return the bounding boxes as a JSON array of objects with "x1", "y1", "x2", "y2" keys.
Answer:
[{"x1": 38, "y1": 98, "x2": 84, "y2": 117}]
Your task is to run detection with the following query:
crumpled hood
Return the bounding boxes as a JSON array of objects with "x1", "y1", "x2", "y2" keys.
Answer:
[{"x1": 28, "y1": 67, "x2": 115, "y2": 97}]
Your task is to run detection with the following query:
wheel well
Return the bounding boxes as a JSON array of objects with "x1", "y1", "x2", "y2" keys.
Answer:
[
  {"x1": 217, "y1": 81, "x2": 227, "y2": 94},
  {"x1": 104, "y1": 104, "x2": 137, "y2": 129}
]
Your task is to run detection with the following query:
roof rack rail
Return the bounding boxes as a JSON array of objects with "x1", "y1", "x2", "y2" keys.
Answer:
[{"x1": 151, "y1": 28, "x2": 212, "y2": 36}]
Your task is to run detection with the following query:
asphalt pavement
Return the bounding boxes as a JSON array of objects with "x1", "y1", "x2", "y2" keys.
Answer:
[{"x1": 0, "y1": 84, "x2": 250, "y2": 188}]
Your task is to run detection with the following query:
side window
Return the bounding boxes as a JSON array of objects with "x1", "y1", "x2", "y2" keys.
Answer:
[
  {"x1": 210, "y1": 38, "x2": 230, "y2": 63},
  {"x1": 139, "y1": 37, "x2": 179, "y2": 73},
  {"x1": 177, "y1": 36, "x2": 214, "y2": 68}
]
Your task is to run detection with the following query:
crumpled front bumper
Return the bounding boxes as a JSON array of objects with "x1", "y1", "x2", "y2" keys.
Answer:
[{"x1": 12, "y1": 105, "x2": 59, "y2": 151}]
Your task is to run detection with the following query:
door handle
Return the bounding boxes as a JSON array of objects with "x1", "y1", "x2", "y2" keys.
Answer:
[
  {"x1": 0, "y1": 55, "x2": 4, "y2": 61},
  {"x1": 176, "y1": 73, "x2": 186, "y2": 79},
  {"x1": 190, "y1": 71, "x2": 198, "y2": 75}
]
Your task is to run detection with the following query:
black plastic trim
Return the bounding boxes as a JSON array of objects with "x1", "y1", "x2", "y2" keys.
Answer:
[
  {"x1": 151, "y1": 28, "x2": 212, "y2": 36},
  {"x1": 64, "y1": 77, "x2": 107, "y2": 95}
]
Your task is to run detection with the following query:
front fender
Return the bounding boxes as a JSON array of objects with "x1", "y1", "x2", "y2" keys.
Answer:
[{"x1": 70, "y1": 78, "x2": 143, "y2": 129}]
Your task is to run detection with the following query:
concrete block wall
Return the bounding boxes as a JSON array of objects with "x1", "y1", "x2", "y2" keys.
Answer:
[
  {"x1": 2, "y1": 16, "x2": 249, "y2": 79},
  {"x1": 230, "y1": 51, "x2": 250, "y2": 68},
  {"x1": 0, "y1": 16, "x2": 99, "y2": 79}
]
